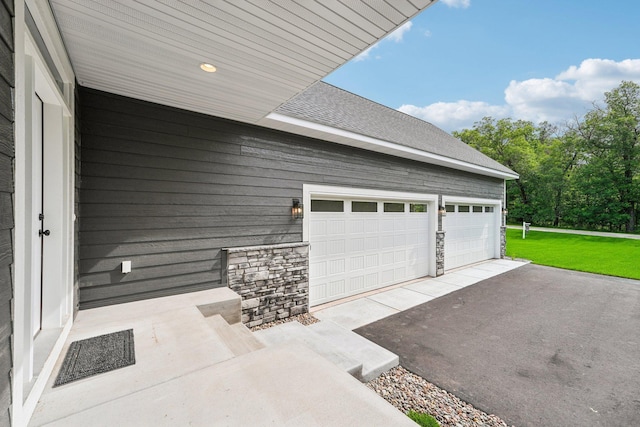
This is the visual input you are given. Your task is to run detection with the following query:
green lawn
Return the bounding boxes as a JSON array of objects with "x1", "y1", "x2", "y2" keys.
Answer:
[{"x1": 506, "y1": 228, "x2": 640, "y2": 280}]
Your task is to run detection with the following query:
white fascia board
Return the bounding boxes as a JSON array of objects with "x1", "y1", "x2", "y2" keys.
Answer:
[{"x1": 265, "y1": 112, "x2": 520, "y2": 180}]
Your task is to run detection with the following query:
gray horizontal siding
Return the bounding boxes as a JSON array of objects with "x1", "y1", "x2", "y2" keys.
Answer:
[
  {"x1": 79, "y1": 87, "x2": 502, "y2": 308},
  {"x1": 0, "y1": 0, "x2": 12, "y2": 423}
]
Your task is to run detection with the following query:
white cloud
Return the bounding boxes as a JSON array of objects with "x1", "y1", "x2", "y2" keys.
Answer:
[
  {"x1": 398, "y1": 58, "x2": 640, "y2": 132},
  {"x1": 398, "y1": 101, "x2": 509, "y2": 131},
  {"x1": 440, "y1": 0, "x2": 471, "y2": 9},
  {"x1": 354, "y1": 21, "x2": 413, "y2": 61},
  {"x1": 354, "y1": 44, "x2": 378, "y2": 62},
  {"x1": 386, "y1": 21, "x2": 413, "y2": 42}
]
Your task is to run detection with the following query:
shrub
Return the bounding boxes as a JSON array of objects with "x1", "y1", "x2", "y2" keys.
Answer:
[{"x1": 407, "y1": 410, "x2": 440, "y2": 427}]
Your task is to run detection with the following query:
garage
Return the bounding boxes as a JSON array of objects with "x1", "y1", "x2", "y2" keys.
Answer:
[
  {"x1": 304, "y1": 186, "x2": 437, "y2": 306},
  {"x1": 442, "y1": 198, "x2": 501, "y2": 270}
]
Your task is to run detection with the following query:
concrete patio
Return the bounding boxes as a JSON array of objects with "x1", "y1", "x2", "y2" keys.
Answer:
[{"x1": 29, "y1": 259, "x2": 526, "y2": 426}]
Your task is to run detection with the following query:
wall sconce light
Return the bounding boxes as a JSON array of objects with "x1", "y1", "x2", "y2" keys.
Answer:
[
  {"x1": 502, "y1": 208, "x2": 508, "y2": 216},
  {"x1": 438, "y1": 205, "x2": 446, "y2": 216},
  {"x1": 292, "y1": 198, "x2": 304, "y2": 220}
]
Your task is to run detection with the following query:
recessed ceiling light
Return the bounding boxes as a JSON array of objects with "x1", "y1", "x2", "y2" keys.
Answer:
[{"x1": 200, "y1": 63, "x2": 217, "y2": 73}]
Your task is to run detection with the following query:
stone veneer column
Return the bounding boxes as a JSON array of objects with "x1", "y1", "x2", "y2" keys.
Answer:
[
  {"x1": 500, "y1": 226, "x2": 507, "y2": 258},
  {"x1": 435, "y1": 231, "x2": 445, "y2": 276},
  {"x1": 223, "y1": 242, "x2": 309, "y2": 327}
]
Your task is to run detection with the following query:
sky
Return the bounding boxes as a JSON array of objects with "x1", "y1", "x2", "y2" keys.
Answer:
[{"x1": 323, "y1": 0, "x2": 640, "y2": 133}]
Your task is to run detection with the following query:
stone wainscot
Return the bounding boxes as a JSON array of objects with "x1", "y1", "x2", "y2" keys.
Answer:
[{"x1": 223, "y1": 242, "x2": 309, "y2": 327}]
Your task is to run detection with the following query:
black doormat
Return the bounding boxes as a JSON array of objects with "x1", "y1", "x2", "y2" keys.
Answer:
[{"x1": 54, "y1": 329, "x2": 135, "y2": 387}]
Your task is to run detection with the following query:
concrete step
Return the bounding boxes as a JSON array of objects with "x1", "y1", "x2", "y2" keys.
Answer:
[
  {"x1": 196, "y1": 287, "x2": 242, "y2": 324},
  {"x1": 309, "y1": 320, "x2": 399, "y2": 382},
  {"x1": 204, "y1": 315, "x2": 264, "y2": 357},
  {"x1": 254, "y1": 322, "x2": 363, "y2": 380}
]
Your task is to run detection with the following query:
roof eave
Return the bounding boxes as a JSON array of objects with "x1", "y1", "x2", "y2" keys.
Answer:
[{"x1": 261, "y1": 112, "x2": 520, "y2": 181}]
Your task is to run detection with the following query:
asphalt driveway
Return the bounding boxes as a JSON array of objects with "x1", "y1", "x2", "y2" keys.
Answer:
[{"x1": 355, "y1": 264, "x2": 640, "y2": 426}]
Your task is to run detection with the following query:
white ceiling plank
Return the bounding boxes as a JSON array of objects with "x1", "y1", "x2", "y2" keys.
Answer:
[
  {"x1": 49, "y1": 0, "x2": 435, "y2": 125},
  {"x1": 53, "y1": 8, "x2": 326, "y2": 84},
  {"x1": 385, "y1": 0, "x2": 420, "y2": 17},
  {"x1": 338, "y1": 1, "x2": 396, "y2": 32},
  {"x1": 292, "y1": 1, "x2": 374, "y2": 44},
  {"x1": 141, "y1": 0, "x2": 351, "y2": 65},
  {"x1": 265, "y1": 0, "x2": 367, "y2": 51},
  {"x1": 408, "y1": 0, "x2": 437, "y2": 10},
  {"x1": 55, "y1": 1, "x2": 330, "y2": 78}
]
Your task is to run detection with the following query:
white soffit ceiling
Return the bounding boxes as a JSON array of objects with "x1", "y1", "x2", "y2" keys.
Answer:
[{"x1": 49, "y1": 0, "x2": 435, "y2": 124}]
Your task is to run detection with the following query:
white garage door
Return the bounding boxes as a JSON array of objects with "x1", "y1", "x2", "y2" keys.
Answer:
[
  {"x1": 308, "y1": 199, "x2": 430, "y2": 306},
  {"x1": 443, "y1": 203, "x2": 498, "y2": 270}
]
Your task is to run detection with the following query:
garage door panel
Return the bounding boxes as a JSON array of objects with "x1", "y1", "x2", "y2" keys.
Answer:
[
  {"x1": 328, "y1": 280, "x2": 345, "y2": 296},
  {"x1": 310, "y1": 261, "x2": 326, "y2": 278},
  {"x1": 381, "y1": 251, "x2": 395, "y2": 265},
  {"x1": 349, "y1": 219, "x2": 365, "y2": 233},
  {"x1": 349, "y1": 276, "x2": 365, "y2": 291},
  {"x1": 348, "y1": 238, "x2": 365, "y2": 252},
  {"x1": 381, "y1": 268, "x2": 394, "y2": 284},
  {"x1": 444, "y1": 204, "x2": 498, "y2": 271},
  {"x1": 380, "y1": 235, "x2": 394, "y2": 249},
  {"x1": 364, "y1": 220, "x2": 378, "y2": 233},
  {"x1": 312, "y1": 241, "x2": 327, "y2": 257},
  {"x1": 350, "y1": 256, "x2": 365, "y2": 271},
  {"x1": 310, "y1": 220, "x2": 327, "y2": 236},
  {"x1": 365, "y1": 254, "x2": 378, "y2": 268},
  {"x1": 365, "y1": 236, "x2": 378, "y2": 249},
  {"x1": 328, "y1": 239, "x2": 346, "y2": 254},
  {"x1": 309, "y1": 196, "x2": 432, "y2": 305},
  {"x1": 328, "y1": 259, "x2": 345, "y2": 275},
  {"x1": 395, "y1": 235, "x2": 407, "y2": 247},
  {"x1": 328, "y1": 220, "x2": 345, "y2": 235}
]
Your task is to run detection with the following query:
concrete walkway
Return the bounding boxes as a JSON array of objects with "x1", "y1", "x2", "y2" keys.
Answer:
[
  {"x1": 506, "y1": 224, "x2": 640, "y2": 239},
  {"x1": 312, "y1": 259, "x2": 527, "y2": 330},
  {"x1": 30, "y1": 289, "x2": 415, "y2": 427},
  {"x1": 30, "y1": 259, "x2": 528, "y2": 426}
]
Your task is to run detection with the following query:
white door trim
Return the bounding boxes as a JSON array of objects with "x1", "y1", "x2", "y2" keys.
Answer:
[
  {"x1": 303, "y1": 184, "x2": 439, "y2": 278},
  {"x1": 13, "y1": 2, "x2": 75, "y2": 425}
]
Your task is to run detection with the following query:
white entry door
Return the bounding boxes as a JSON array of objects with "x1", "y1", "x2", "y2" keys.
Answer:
[
  {"x1": 308, "y1": 199, "x2": 431, "y2": 306},
  {"x1": 443, "y1": 203, "x2": 499, "y2": 270},
  {"x1": 31, "y1": 94, "x2": 44, "y2": 337}
]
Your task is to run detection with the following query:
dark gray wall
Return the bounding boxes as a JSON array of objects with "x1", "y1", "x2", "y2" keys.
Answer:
[
  {"x1": 79, "y1": 87, "x2": 503, "y2": 309},
  {"x1": 0, "y1": 0, "x2": 13, "y2": 423}
]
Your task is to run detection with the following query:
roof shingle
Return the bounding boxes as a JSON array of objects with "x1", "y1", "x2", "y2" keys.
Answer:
[{"x1": 276, "y1": 82, "x2": 515, "y2": 175}]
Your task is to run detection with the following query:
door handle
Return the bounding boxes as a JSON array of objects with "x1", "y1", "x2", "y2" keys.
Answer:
[{"x1": 39, "y1": 229, "x2": 50, "y2": 237}]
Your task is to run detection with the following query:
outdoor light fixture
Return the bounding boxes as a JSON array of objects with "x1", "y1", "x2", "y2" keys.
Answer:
[
  {"x1": 502, "y1": 208, "x2": 508, "y2": 216},
  {"x1": 438, "y1": 205, "x2": 446, "y2": 216},
  {"x1": 199, "y1": 63, "x2": 217, "y2": 73},
  {"x1": 292, "y1": 198, "x2": 304, "y2": 220}
]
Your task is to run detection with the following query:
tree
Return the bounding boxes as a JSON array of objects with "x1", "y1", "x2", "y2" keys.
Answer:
[
  {"x1": 576, "y1": 81, "x2": 640, "y2": 232},
  {"x1": 454, "y1": 117, "x2": 545, "y2": 222},
  {"x1": 456, "y1": 119, "x2": 581, "y2": 226}
]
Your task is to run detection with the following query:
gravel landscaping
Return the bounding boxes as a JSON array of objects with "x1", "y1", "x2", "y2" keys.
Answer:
[
  {"x1": 368, "y1": 366, "x2": 511, "y2": 427},
  {"x1": 248, "y1": 313, "x2": 320, "y2": 331}
]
